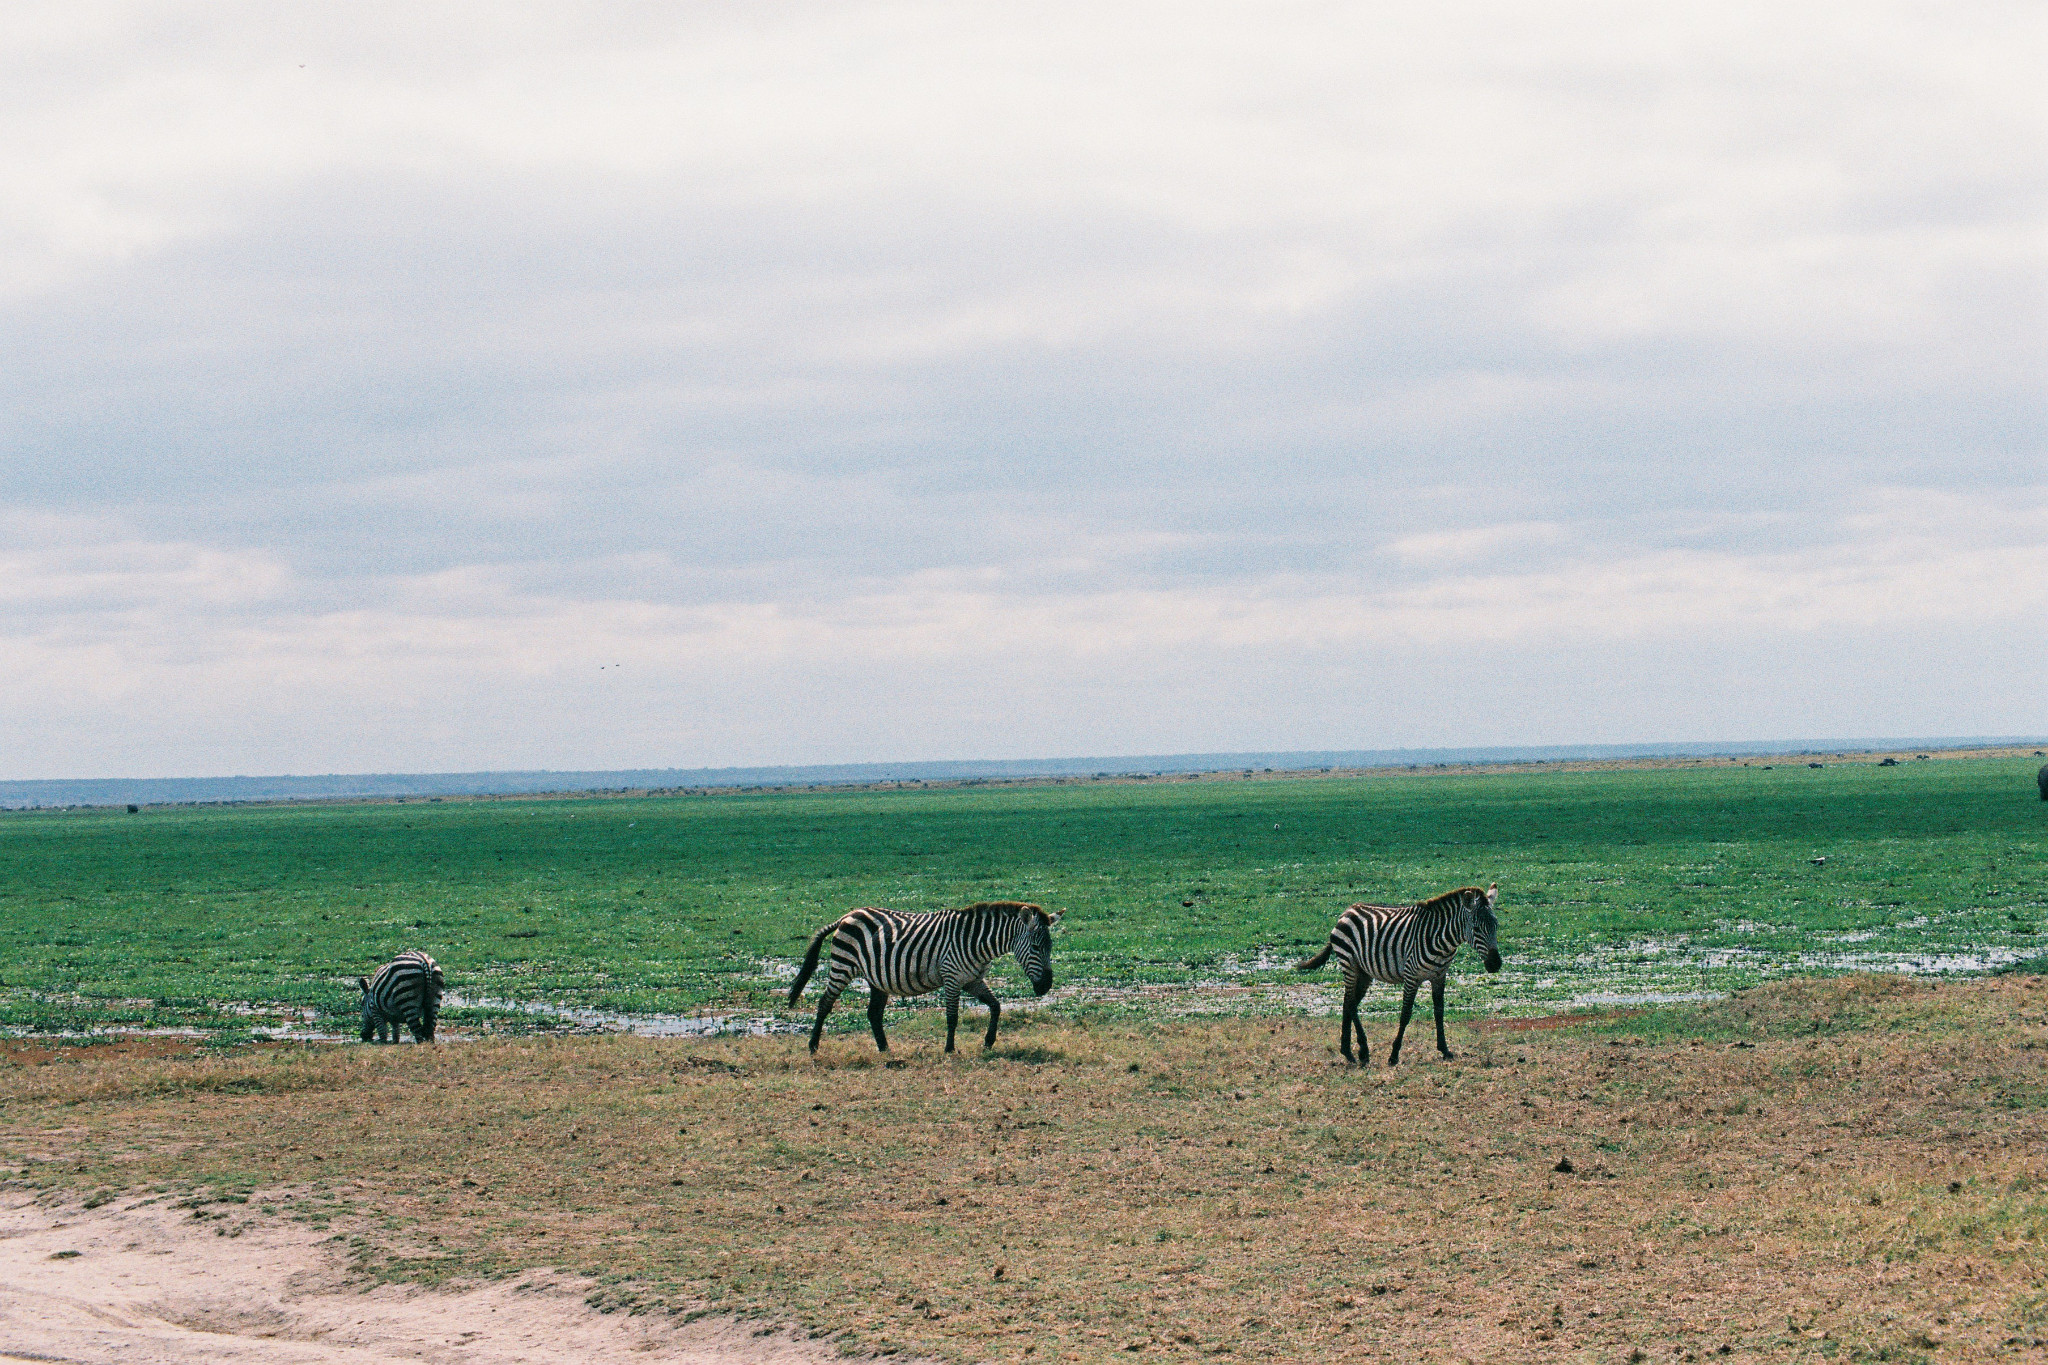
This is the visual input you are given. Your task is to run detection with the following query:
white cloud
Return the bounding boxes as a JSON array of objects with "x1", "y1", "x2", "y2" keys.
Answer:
[
  {"x1": 3, "y1": 487, "x2": 2039, "y2": 773},
  {"x1": 0, "y1": 2, "x2": 2041, "y2": 774}
]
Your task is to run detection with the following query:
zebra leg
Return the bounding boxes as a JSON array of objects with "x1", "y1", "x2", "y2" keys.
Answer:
[
  {"x1": 966, "y1": 978, "x2": 1002, "y2": 1049},
  {"x1": 866, "y1": 989, "x2": 890, "y2": 1052},
  {"x1": 1388, "y1": 982, "x2": 1419, "y2": 1067},
  {"x1": 1431, "y1": 976, "x2": 1453, "y2": 1059},
  {"x1": 943, "y1": 985, "x2": 962, "y2": 1054},
  {"x1": 808, "y1": 985, "x2": 843, "y2": 1055},
  {"x1": 1339, "y1": 969, "x2": 1365, "y2": 1065}
]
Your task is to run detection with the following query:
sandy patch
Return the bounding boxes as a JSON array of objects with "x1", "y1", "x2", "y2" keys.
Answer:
[{"x1": 0, "y1": 1191, "x2": 866, "y2": 1365}]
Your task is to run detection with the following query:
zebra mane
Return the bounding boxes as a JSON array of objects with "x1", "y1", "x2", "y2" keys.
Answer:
[
  {"x1": 954, "y1": 900, "x2": 1043, "y2": 920},
  {"x1": 1415, "y1": 886, "x2": 1485, "y2": 914}
]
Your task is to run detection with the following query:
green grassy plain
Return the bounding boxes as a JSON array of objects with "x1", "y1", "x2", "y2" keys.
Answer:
[{"x1": 0, "y1": 756, "x2": 2042, "y2": 1035}]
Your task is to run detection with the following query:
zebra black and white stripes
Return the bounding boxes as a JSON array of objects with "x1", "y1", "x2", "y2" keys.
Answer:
[
  {"x1": 787, "y1": 901, "x2": 1062, "y2": 1053},
  {"x1": 358, "y1": 950, "x2": 445, "y2": 1043},
  {"x1": 1295, "y1": 885, "x2": 1502, "y2": 1066}
]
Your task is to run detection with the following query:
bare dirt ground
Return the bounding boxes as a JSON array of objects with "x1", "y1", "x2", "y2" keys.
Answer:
[
  {"x1": 0, "y1": 1190, "x2": 860, "y2": 1365},
  {"x1": 4, "y1": 975, "x2": 2045, "y2": 1362}
]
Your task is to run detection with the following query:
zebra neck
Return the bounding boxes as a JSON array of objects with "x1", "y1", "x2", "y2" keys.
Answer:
[
  {"x1": 954, "y1": 904, "x2": 1024, "y2": 963},
  {"x1": 1418, "y1": 897, "x2": 1471, "y2": 946},
  {"x1": 962, "y1": 904, "x2": 1022, "y2": 947}
]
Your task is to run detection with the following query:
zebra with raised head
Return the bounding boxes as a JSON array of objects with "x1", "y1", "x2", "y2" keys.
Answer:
[
  {"x1": 1295, "y1": 884, "x2": 1502, "y2": 1066},
  {"x1": 787, "y1": 901, "x2": 1062, "y2": 1054},
  {"x1": 358, "y1": 950, "x2": 445, "y2": 1043}
]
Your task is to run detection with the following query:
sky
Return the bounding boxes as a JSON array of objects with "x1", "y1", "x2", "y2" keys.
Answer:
[{"x1": 2, "y1": 1, "x2": 2043, "y2": 779}]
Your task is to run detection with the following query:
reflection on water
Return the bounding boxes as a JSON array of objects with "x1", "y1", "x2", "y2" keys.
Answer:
[
  {"x1": 440, "y1": 993, "x2": 804, "y2": 1037},
  {"x1": 4, "y1": 920, "x2": 2033, "y2": 1042}
]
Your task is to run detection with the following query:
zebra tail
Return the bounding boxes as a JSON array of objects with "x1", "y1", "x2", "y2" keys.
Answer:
[
  {"x1": 1294, "y1": 941, "x2": 1334, "y2": 972},
  {"x1": 357, "y1": 976, "x2": 370, "y2": 993},
  {"x1": 787, "y1": 922, "x2": 838, "y2": 1005}
]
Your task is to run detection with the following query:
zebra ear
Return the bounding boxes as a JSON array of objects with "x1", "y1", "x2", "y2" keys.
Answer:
[
  {"x1": 1047, "y1": 909, "x2": 1064, "y2": 927},
  {"x1": 1485, "y1": 883, "x2": 1499, "y2": 906}
]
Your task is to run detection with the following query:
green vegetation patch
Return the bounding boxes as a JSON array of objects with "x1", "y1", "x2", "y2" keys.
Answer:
[{"x1": 0, "y1": 756, "x2": 2041, "y2": 1033}]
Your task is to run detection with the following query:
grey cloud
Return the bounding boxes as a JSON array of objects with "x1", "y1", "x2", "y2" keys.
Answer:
[{"x1": 2, "y1": 1, "x2": 2042, "y2": 773}]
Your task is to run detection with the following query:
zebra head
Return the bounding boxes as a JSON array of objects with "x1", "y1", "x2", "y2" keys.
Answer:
[
  {"x1": 1470, "y1": 884, "x2": 1503, "y2": 973},
  {"x1": 1013, "y1": 904, "x2": 1061, "y2": 997}
]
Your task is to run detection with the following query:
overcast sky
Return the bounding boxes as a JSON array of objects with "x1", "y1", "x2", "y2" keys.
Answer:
[{"x1": 3, "y1": 1, "x2": 2043, "y2": 779}]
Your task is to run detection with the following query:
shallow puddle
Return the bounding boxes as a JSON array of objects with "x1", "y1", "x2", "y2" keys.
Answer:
[
  {"x1": 4, "y1": 916, "x2": 2035, "y2": 1042},
  {"x1": 441, "y1": 992, "x2": 805, "y2": 1037}
]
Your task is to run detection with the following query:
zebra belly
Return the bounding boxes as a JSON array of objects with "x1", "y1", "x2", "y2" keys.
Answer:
[
  {"x1": 865, "y1": 959, "x2": 946, "y2": 996},
  {"x1": 855, "y1": 944, "x2": 984, "y2": 996},
  {"x1": 1337, "y1": 915, "x2": 1459, "y2": 986},
  {"x1": 815, "y1": 908, "x2": 1007, "y2": 1002},
  {"x1": 834, "y1": 915, "x2": 994, "y2": 998}
]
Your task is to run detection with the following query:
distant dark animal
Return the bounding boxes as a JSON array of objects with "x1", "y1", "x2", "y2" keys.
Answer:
[
  {"x1": 358, "y1": 950, "x2": 444, "y2": 1042},
  {"x1": 2038, "y1": 763, "x2": 2047, "y2": 801},
  {"x1": 1296, "y1": 885, "x2": 1502, "y2": 1066},
  {"x1": 788, "y1": 902, "x2": 1061, "y2": 1053}
]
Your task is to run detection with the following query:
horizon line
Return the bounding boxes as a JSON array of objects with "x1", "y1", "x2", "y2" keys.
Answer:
[{"x1": 5, "y1": 735, "x2": 2045, "y2": 809}]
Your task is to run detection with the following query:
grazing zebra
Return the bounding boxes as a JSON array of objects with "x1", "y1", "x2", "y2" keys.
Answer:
[
  {"x1": 787, "y1": 901, "x2": 1062, "y2": 1054},
  {"x1": 1295, "y1": 884, "x2": 1502, "y2": 1066},
  {"x1": 358, "y1": 950, "x2": 445, "y2": 1043}
]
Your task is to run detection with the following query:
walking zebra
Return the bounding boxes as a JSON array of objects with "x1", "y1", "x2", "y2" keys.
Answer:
[
  {"x1": 1295, "y1": 885, "x2": 1502, "y2": 1066},
  {"x1": 787, "y1": 901, "x2": 1062, "y2": 1054},
  {"x1": 358, "y1": 950, "x2": 445, "y2": 1043}
]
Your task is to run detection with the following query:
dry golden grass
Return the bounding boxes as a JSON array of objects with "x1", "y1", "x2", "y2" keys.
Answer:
[{"x1": 4, "y1": 975, "x2": 2046, "y2": 1363}]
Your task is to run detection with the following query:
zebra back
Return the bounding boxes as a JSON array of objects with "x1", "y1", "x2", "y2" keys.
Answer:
[
  {"x1": 361, "y1": 949, "x2": 445, "y2": 1042},
  {"x1": 1299, "y1": 885, "x2": 1498, "y2": 985},
  {"x1": 796, "y1": 900, "x2": 1060, "y2": 1001}
]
